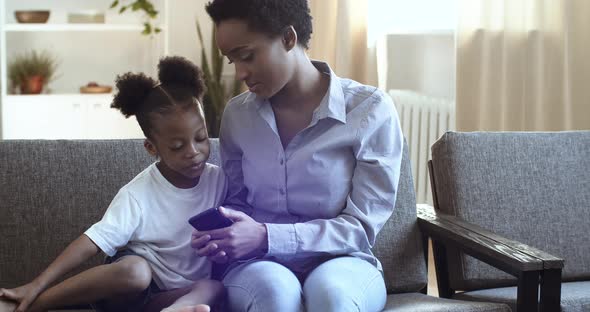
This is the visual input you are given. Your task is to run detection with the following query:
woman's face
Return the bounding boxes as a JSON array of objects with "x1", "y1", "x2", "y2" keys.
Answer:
[{"x1": 215, "y1": 19, "x2": 293, "y2": 99}]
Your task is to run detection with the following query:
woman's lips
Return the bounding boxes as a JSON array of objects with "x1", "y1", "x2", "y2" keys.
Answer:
[{"x1": 248, "y1": 83, "x2": 260, "y2": 93}]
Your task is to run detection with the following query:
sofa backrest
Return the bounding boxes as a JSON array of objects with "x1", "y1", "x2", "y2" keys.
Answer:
[
  {"x1": 373, "y1": 140, "x2": 427, "y2": 294},
  {"x1": 430, "y1": 131, "x2": 590, "y2": 290},
  {"x1": 0, "y1": 139, "x2": 221, "y2": 288},
  {"x1": 0, "y1": 139, "x2": 151, "y2": 287},
  {"x1": 0, "y1": 138, "x2": 426, "y2": 294}
]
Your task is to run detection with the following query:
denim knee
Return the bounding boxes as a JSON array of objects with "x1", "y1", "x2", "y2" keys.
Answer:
[
  {"x1": 305, "y1": 280, "x2": 359, "y2": 312},
  {"x1": 223, "y1": 260, "x2": 303, "y2": 312},
  {"x1": 303, "y1": 257, "x2": 386, "y2": 312}
]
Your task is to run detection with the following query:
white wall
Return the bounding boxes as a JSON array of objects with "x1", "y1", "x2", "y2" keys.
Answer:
[
  {"x1": 167, "y1": 0, "x2": 212, "y2": 69},
  {"x1": 386, "y1": 32, "x2": 455, "y2": 100}
]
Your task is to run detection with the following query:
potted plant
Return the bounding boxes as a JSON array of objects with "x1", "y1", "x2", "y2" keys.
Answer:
[
  {"x1": 196, "y1": 21, "x2": 243, "y2": 137},
  {"x1": 8, "y1": 50, "x2": 58, "y2": 94}
]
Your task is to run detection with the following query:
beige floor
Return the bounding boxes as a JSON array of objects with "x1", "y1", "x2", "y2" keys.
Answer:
[{"x1": 427, "y1": 239, "x2": 439, "y2": 297}]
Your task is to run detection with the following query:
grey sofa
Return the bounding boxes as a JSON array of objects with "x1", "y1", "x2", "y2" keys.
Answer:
[
  {"x1": 0, "y1": 138, "x2": 509, "y2": 311},
  {"x1": 426, "y1": 131, "x2": 590, "y2": 311}
]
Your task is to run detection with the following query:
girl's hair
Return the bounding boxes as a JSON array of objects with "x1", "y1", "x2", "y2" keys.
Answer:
[
  {"x1": 111, "y1": 56, "x2": 206, "y2": 138},
  {"x1": 205, "y1": 0, "x2": 313, "y2": 49}
]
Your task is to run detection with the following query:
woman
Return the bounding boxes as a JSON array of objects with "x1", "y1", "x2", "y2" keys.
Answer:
[{"x1": 191, "y1": 0, "x2": 403, "y2": 311}]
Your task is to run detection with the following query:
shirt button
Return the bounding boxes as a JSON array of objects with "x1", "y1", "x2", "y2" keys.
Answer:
[
  {"x1": 280, "y1": 188, "x2": 285, "y2": 195},
  {"x1": 280, "y1": 159, "x2": 284, "y2": 165}
]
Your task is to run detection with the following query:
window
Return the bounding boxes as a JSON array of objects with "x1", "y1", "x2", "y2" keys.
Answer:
[{"x1": 368, "y1": 0, "x2": 456, "y2": 43}]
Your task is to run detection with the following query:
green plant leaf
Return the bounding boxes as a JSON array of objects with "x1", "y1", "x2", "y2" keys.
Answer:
[
  {"x1": 195, "y1": 20, "x2": 243, "y2": 137},
  {"x1": 196, "y1": 21, "x2": 206, "y2": 52},
  {"x1": 232, "y1": 77, "x2": 243, "y2": 97},
  {"x1": 200, "y1": 49, "x2": 212, "y2": 85},
  {"x1": 142, "y1": 1, "x2": 158, "y2": 18},
  {"x1": 147, "y1": 10, "x2": 158, "y2": 18},
  {"x1": 142, "y1": 22, "x2": 151, "y2": 35},
  {"x1": 196, "y1": 21, "x2": 211, "y2": 79},
  {"x1": 211, "y1": 27, "x2": 223, "y2": 83},
  {"x1": 111, "y1": 0, "x2": 160, "y2": 36}
]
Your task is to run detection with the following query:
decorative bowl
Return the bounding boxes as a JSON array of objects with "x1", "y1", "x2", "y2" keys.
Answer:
[
  {"x1": 15, "y1": 10, "x2": 50, "y2": 23},
  {"x1": 80, "y1": 85, "x2": 112, "y2": 94},
  {"x1": 68, "y1": 11, "x2": 105, "y2": 24}
]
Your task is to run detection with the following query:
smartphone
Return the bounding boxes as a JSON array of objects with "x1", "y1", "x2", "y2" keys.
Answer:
[{"x1": 188, "y1": 207, "x2": 233, "y2": 231}]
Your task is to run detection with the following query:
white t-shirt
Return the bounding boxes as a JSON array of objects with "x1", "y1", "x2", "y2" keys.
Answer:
[{"x1": 85, "y1": 162, "x2": 227, "y2": 290}]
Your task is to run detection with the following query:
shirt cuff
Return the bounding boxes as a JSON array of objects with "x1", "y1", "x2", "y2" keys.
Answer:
[{"x1": 265, "y1": 223, "x2": 297, "y2": 257}]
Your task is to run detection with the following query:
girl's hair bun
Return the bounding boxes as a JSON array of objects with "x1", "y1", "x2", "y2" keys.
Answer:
[
  {"x1": 158, "y1": 56, "x2": 206, "y2": 98},
  {"x1": 111, "y1": 72, "x2": 157, "y2": 117}
]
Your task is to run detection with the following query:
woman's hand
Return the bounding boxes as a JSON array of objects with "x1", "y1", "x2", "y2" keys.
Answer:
[
  {"x1": 0, "y1": 281, "x2": 43, "y2": 312},
  {"x1": 191, "y1": 207, "x2": 268, "y2": 263}
]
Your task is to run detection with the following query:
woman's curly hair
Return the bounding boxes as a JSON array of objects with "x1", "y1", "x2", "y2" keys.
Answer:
[
  {"x1": 111, "y1": 56, "x2": 206, "y2": 138},
  {"x1": 205, "y1": 0, "x2": 313, "y2": 49}
]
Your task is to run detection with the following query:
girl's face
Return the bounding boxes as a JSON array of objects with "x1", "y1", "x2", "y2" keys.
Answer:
[
  {"x1": 215, "y1": 18, "x2": 294, "y2": 99},
  {"x1": 146, "y1": 104, "x2": 210, "y2": 188}
]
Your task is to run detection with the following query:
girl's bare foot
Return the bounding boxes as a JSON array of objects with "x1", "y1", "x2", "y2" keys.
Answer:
[
  {"x1": 161, "y1": 304, "x2": 210, "y2": 312},
  {"x1": 0, "y1": 298, "x2": 17, "y2": 312}
]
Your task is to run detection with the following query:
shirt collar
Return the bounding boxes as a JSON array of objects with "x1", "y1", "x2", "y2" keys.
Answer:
[
  {"x1": 252, "y1": 61, "x2": 347, "y2": 124},
  {"x1": 312, "y1": 61, "x2": 346, "y2": 124}
]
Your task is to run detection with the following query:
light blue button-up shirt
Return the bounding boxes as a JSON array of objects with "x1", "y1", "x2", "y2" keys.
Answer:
[{"x1": 219, "y1": 61, "x2": 403, "y2": 273}]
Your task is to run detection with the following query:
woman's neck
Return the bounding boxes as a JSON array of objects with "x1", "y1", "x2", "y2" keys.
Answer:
[{"x1": 271, "y1": 53, "x2": 329, "y2": 111}]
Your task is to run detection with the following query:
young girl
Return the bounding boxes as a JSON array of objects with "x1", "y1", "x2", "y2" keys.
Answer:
[{"x1": 0, "y1": 56, "x2": 226, "y2": 312}]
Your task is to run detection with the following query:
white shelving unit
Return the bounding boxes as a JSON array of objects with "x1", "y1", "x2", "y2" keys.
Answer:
[
  {"x1": 2, "y1": 94, "x2": 146, "y2": 139},
  {"x1": 3, "y1": 24, "x2": 145, "y2": 31},
  {"x1": 0, "y1": 0, "x2": 169, "y2": 139}
]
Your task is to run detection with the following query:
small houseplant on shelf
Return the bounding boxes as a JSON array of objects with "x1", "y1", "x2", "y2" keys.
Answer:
[
  {"x1": 197, "y1": 21, "x2": 243, "y2": 138},
  {"x1": 8, "y1": 50, "x2": 58, "y2": 94}
]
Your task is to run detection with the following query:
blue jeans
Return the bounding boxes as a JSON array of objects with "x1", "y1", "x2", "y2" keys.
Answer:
[{"x1": 222, "y1": 256, "x2": 387, "y2": 312}]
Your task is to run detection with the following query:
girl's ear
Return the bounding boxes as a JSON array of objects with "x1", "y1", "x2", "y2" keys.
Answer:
[
  {"x1": 282, "y1": 26, "x2": 297, "y2": 51},
  {"x1": 144, "y1": 139, "x2": 158, "y2": 157}
]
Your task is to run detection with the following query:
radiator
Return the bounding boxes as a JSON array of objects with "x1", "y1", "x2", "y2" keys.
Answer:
[{"x1": 388, "y1": 90, "x2": 455, "y2": 204}]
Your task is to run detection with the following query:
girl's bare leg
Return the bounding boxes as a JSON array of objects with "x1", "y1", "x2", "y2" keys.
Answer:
[
  {"x1": 0, "y1": 299, "x2": 17, "y2": 312},
  {"x1": 144, "y1": 279, "x2": 224, "y2": 312},
  {"x1": 27, "y1": 255, "x2": 152, "y2": 312},
  {"x1": 163, "y1": 305, "x2": 211, "y2": 312}
]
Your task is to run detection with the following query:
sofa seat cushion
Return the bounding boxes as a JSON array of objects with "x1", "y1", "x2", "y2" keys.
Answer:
[
  {"x1": 453, "y1": 281, "x2": 590, "y2": 312},
  {"x1": 383, "y1": 293, "x2": 510, "y2": 311}
]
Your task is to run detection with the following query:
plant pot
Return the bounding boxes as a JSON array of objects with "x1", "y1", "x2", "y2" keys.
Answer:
[{"x1": 20, "y1": 75, "x2": 45, "y2": 94}]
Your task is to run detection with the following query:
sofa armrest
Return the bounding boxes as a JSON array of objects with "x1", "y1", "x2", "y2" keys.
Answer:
[
  {"x1": 417, "y1": 204, "x2": 545, "y2": 275},
  {"x1": 417, "y1": 204, "x2": 563, "y2": 311},
  {"x1": 424, "y1": 205, "x2": 563, "y2": 269}
]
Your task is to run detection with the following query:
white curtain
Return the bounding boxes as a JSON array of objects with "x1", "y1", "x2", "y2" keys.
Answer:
[
  {"x1": 456, "y1": 0, "x2": 590, "y2": 131},
  {"x1": 307, "y1": 0, "x2": 377, "y2": 86}
]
